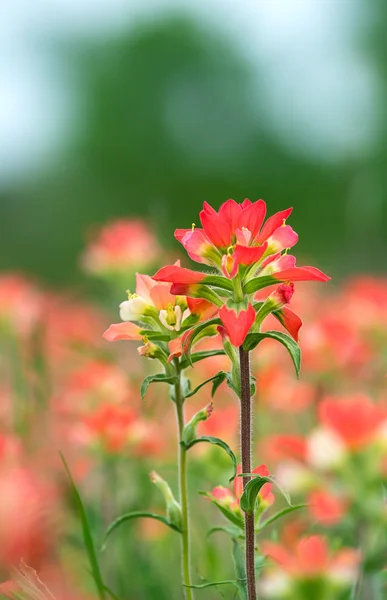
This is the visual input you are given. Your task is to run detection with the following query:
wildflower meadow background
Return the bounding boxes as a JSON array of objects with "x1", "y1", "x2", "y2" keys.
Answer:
[{"x1": 1, "y1": 1, "x2": 387, "y2": 598}]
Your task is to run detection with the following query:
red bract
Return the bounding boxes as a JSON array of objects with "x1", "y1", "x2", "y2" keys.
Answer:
[{"x1": 219, "y1": 303, "x2": 256, "y2": 347}]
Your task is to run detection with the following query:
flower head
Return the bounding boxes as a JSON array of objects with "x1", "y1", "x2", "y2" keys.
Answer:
[{"x1": 154, "y1": 198, "x2": 329, "y2": 347}]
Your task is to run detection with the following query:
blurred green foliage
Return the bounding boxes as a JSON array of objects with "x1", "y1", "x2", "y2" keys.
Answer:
[{"x1": 1, "y1": 4, "x2": 387, "y2": 286}]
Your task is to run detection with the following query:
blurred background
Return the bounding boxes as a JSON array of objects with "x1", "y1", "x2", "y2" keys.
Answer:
[
  {"x1": 1, "y1": 2, "x2": 387, "y2": 599},
  {"x1": 1, "y1": 0, "x2": 386, "y2": 286}
]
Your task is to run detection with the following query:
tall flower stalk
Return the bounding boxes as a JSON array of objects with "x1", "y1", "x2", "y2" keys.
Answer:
[
  {"x1": 153, "y1": 198, "x2": 330, "y2": 598},
  {"x1": 174, "y1": 361, "x2": 194, "y2": 599},
  {"x1": 239, "y1": 346, "x2": 256, "y2": 599}
]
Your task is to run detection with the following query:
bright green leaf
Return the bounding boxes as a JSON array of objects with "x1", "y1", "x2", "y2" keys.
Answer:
[
  {"x1": 184, "y1": 580, "x2": 240, "y2": 590},
  {"x1": 206, "y1": 526, "x2": 244, "y2": 540},
  {"x1": 140, "y1": 373, "x2": 178, "y2": 400},
  {"x1": 184, "y1": 372, "x2": 227, "y2": 399},
  {"x1": 243, "y1": 330, "x2": 301, "y2": 378},
  {"x1": 101, "y1": 511, "x2": 181, "y2": 551},
  {"x1": 239, "y1": 475, "x2": 272, "y2": 515},
  {"x1": 257, "y1": 504, "x2": 307, "y2": 532},
  {"x1": 180, "y1": 349, "x2": 225, "y2": 370},
  {"x1": 183, "y1": 436, "x2": 237, "y2": 481}
]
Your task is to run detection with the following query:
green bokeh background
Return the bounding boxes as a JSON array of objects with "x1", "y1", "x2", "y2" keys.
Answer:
[{"x1": 1, "y1": 1, "x2": 387, "y2": 288}]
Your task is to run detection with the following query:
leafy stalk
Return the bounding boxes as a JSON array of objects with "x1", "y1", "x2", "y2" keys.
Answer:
[{"x1": 174, "y1": 360, "x2": 195, "y2": 600}]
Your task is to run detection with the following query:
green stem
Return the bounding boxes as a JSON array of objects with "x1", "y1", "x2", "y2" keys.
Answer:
[{"x1": 174, "y1": 364, "x2": 195, "y2": 600}]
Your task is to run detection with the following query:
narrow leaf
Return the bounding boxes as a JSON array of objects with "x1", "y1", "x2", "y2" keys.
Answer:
[
  {"x1": 140, "y1": 373, "x2": 178, "y2": 400},
  {"x1": 101, "y1": 511, "x2": 181, "y2": 550},
  {"x1": 206, "y1": 526, "x2": 244, "y2": 540},
  {"x1": 183, "y1": 436, "x2": 237, "y2": 481},
  {"x1": 257, "y1": 504, "x2": 307, "y2": 532},
  {"x1": 232, "y1": 539, "x2": 248, "y2": 600},
  {"x1": 243, "y1": 330, "x2": 301, "y2": 377},
  {"x1": 180, "y1": 349, "x2": 225, "y2": 370},
  {"x1": 60, "y1": 453, "x2": 106, "y2": 600},
  {"x1": 184, "y1": 372, "x2": 226, "y2": 399},
  {"x1": 184, "y1": 580, "x2": 240, "y2": 590}
]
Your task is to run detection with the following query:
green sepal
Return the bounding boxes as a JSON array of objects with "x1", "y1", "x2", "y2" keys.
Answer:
[
  {"x1": 138, "y1": 329, "x2": 170, "y2": 342},
  {"x1": 101, "y1": 511, "x2": 181, "y2": 550},
  {"x1": 140, "y1": 373, "x2": 178, "y2": 400},
  {"x1": 60, "y1": 453, "x2": 107, "y2": 600},
  {"x1": 243, "y1": 330, "x2": 301, "y2": 378},
  {"x1": 243, "y1": 275, "x2": 277, "y2": 295},
  {"x1": 182, "y1": 436, "x2": 237, "y2": 482},
  {"x1": 200, "y1": 492, "x2": 245, "y2": 529}
]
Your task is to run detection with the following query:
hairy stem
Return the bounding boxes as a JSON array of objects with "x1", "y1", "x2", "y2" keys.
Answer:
[
  {"x1": 239, "y1": 346, "x2": 257, "y2": 600},
  {"x1": 174, "y1": 366, "x2": 195, "y2": 600}
]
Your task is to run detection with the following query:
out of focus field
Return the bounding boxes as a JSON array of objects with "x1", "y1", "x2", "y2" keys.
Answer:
[{"x1": 1, "y1": 1, "x2": 387, "y2": 598}]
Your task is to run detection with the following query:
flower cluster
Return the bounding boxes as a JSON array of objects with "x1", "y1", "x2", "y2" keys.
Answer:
[{"x1": 153, "y1": 199, "x2": 329, "y2": 347}]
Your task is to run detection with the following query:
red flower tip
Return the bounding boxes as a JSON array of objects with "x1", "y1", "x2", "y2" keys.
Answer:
[
  {"x1": 273, "y1": 282, "x2": 294, "y2": 306},
  {"x1": 153, "y1": 264, "x2": 206, "y2": 284},
  {"x1": 219, "y1": 303, "x2": 256, "y2": 347}
]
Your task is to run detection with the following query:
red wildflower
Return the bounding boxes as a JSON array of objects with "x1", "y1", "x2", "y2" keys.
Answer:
[{"x1": 318, "y1": 394, "x2": 385, "y2": 449}]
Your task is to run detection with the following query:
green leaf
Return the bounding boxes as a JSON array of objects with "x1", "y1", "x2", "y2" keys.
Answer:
[
  {"x1": 179, "y1": 349, "x2": 225, "y2": 370},
  {"x1": 232, "y1": 539, "x2": 248, "y2": 600},
  {"x1": 103, "y1": 585, "x2": 122, "y2": 600},
  {"x1": 239, "y1": 475, "x2": 273, "y2": 515},
  {"x1": 202, "y1": 275, "x2": 234, "y2": 291},
  {"x1": 206, "y1": 526, "x2": 244, "y2": 540},
  {"x1": 60, "y1": 453, "x2": 107, "y2": 600},
  {"x1": 239, "y1": 474, "x2": 292, "y2": 514},
  {"x1": 183, "y1": 436, "x2": 237, "y2": 481},
  {"x1": 184, "y1": 580, "x2": 240, "y2": 590},
  {"x1": 101, "y1": 511, "x2": 181, "y2": 550},
  {"x1": 200, "y1": 492, "x2": 245, "y2": 529},
  {"x1": 140, "y1": 373, "x2": 178, "y2": 400},
  {"x1": 184, "y1": 372, "x2": 227, "y2": 399},
  {"x1": 243, "y1": 330, "x2": 301, "y2": 377},
  {"x1": 257, "y1": 504, "x2": 307, "y2": 532}
]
